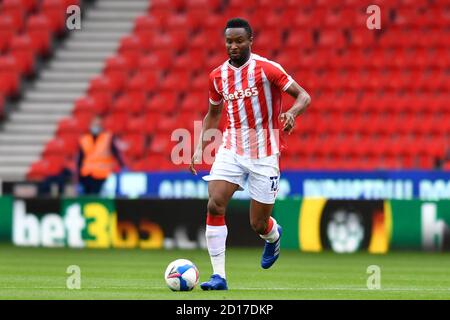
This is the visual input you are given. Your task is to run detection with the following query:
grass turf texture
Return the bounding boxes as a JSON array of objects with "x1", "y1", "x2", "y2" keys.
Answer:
[{"x1": 1, "y1": 244, "x2": 450, "y2": 300}]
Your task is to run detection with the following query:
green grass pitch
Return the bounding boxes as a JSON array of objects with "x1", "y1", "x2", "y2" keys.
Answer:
[{"x1": 1, "y1": 244, "x2": 450, "y2": 300}]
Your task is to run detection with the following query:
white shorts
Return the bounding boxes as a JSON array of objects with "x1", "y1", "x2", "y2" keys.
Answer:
[{"x1": 202, "y1": 147, "x2": 280, "y2": 204}]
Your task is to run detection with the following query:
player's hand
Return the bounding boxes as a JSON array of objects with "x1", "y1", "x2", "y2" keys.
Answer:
[
  {"x1": 279, "y1": 112, "x2": 296, "y2": 135},
  {"x1": 189, "y1": 149, "x2": 202, "y2": 175}
]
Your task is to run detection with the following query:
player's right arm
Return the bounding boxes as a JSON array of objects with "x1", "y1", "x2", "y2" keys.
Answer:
[{"x1": 189, "y1": 101, "x2": 224, "y2": 175}]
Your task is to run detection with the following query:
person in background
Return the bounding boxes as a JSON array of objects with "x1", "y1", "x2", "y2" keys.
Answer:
[{"x1": 76, "y1": 116, "x2": 126, "y2": 195}]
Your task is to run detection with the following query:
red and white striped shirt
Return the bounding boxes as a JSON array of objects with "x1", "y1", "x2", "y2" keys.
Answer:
[{"x1": 209, "y1": 53, "x2": 294, "y2": 159}]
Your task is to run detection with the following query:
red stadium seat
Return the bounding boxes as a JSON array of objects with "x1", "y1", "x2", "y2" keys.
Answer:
[
  {"x1": 43, "y1": 136, "x2": 79, "y2": 158},
  {"x1": 118, "y1": 36, "x2": 144, "y2": 70},
  {"x1": 41, "y1": 0, "x2": 67, "y2": 34},
  {"x1": 149, "y1": 132, "x2": 172, "y2": 154},
  {"x1": 160, "y1": 70, "x2": 191, "y2": 92},
  {"x1": 26, "y1": 14, "x2": 52, "y2": 56},
  {"x1": 72, "y1": 96, "x2": 103, "y2": 117},
  {"x1": 0, "y1": 14, "x2": 16, "y2": 52},
  {"x1": 0, "y1": 55, "x2": 20, "y2": 96},
  {"x1": 173, "y1": 48, "x2": 207, "y2": 74},
  {"x1": 112, "y1": 92, "x2": 145, "y2": 115},
  {"x1": 56, "y1": 116, "x2": 90, "y2": 135},
  {"x1": 1, "y1": 0, "x2": 25, "y2": 30},
  {"x1": 22, "y1": 0, "x2": 38, "y2": 12},
  {"x1": 26, "y1": 0, "x2": 450, "y2": 172},
  {"x1": 119, "y1": 133, "x2": 146, "y2": 159},
  {"x1": 180, "y1": 91, "x2": 207, "y2": 113},
  {"x1": 27, "y1": 156, "x2": 66, "y2": 181},
  {"x1": 86, "y1": 76, "x2": 113, "y2": 114},
  {"x1": 205, "y1": 52, "x2": 227, "y2": 72},
  {"x1": 102, "y1": 112, "x2": 128, "y2": 134},
  {"x1": 145, "y1": 91, "x2": 178, "y2": 113},
  {"x1": 133, "y1": 15, "x2": 159, "y2": 44},
  {"x1": 9, "y1": 34, "x2": 36, "y2": 76},
  {"x1": 190, "y1": 73, "x2": 209, "y2": 91},
  {"x1": 164, "y1": 13, "x2": 188, "y2": 30},
  {"x1": 285, "y1": 30, "x2": 314, "y2": 51},
  {"x1": 126, "y1": 116, "x2": 150, "y2": 135},
  {"x1": 138, "y1": 49, "x2": 173, "y2": 71},
  {"x1": 155, "y1": 117, "x2": 181, "y2": 133},
  {"x1": 103, "y1": 55, "x2": 130, "y2": 93}
]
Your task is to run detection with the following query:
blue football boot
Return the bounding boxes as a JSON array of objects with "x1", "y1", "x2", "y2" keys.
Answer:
[
  {"x1": 200, "y1": 274, "x2": 228, "y2": 290},
  {"x1": 261, "y1": 225, "x2": 282, "y2": 269}
]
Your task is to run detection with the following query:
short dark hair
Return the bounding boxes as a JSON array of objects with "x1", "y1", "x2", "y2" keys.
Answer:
[{"x1": 224, "y1": 18, "x2": 253, "y2": 38}]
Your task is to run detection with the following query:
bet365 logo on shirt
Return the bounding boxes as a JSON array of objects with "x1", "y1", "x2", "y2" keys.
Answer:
[{"x1": 224, "y1": 87, "x2": 259, "y2": 101}]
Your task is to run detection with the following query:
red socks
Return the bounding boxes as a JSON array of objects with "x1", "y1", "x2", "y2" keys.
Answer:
[{"x1": 206, "y1": 213, "x2": 225, "y2": 226}]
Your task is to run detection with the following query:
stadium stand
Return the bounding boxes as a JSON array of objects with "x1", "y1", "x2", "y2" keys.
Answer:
[
  {"x1": 0, "y1": 0, "x2": 147, "y2": 180},
  {"x1": 0, "y1": 0, "x2": 448, "y2": 181}
]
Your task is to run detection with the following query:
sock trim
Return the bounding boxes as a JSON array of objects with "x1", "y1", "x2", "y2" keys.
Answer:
[
  {"x1": 207, "y1": 213, "x2": 225, "y2": 226},
  {"x1": 263, "y1": 217, "x2": 275, "y2": 235}
]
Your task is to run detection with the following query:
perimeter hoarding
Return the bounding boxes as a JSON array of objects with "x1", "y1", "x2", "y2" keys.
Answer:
[
  {"x1": 102, "y1": 171, "x2": 450, "y2": 200},
  {"x1": 1, "y1": 197, "x2": 259, "y2": 249},
  {"x1": 1, "y1": 197, "x2": 450, "y2": 253},
  {"x1": 273, "y1": 199, "x2": 450, "y2": 253}
]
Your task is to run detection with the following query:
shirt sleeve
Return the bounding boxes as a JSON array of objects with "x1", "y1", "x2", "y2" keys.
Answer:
[
  {"x1": 208, "y1": 73, "x2": 223, "y2": 105},
  {"x1": 266, "y1": 62, "x2": 294, "y2": 92}
]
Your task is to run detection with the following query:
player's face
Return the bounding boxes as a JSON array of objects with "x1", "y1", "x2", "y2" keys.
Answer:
[{"x1": 225, "y1": 28, "x2": 252, "y2": 62}]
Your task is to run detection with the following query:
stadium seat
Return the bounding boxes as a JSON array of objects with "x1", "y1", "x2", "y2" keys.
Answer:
[
  {"x1": 138, "y1": 49, "x2": 173, "y2": 71},
  {"x1": 160, "y1": 70, "x2": 190, "y2": 92},
  {"x1": 145, "y1": 91, "x2": 178, "y2": 114},
  {"x1": 0, "y1": 14, "x2": 16, "y2": 52},
  {"x1": 0, "y1": 55, "x2": 20, "y2": 96},
  {"x1": 26, "y1": 0, "x2": 450, "y2": 175},
  {"x1": 133, "y1": 15, "x2": 158, "y2": 44},
  {"x1": 172, "y1": 50, "x2": 205, "y2": 74},
  {"x1": 118, "y1": 36, "x2": 144, "y2": 70},
  {"x1": 43, "y1": 136, "x2": 79, "y2": 158},
  {"x1": 41, "y1": 0, "x2": 67, "y2": 34},
  {"x1": 1, "y1": 0, "x2": 26, "y2": 31},
  {"x1": 22, "y1": 0, "x2": 38, "y2": 12},
  {"x1": 9, "y1": 34, "x2": 35, "y2": 76},
  {"x1": 112, "y1": 92, "x2": 145, "y2": 115},
  {"x1": 103, "y1": 55, "x2": 130, "y2": 93},
  {"x1": 86, "y1": 76, "x2": 114, "y2": 115},
  {"x1": 56, "y1": 116, "x2": 90, "y2": 136},
  {"x1": 102, "y1": 112, "x2": 128, "y2": 134},
  {"x1": 119, "y1": 133, "x2": 146, "y2": 159},
  {"x1": 26, "y1": 14, "x2": 52, "y2": 56},
  {"x1": 126, "y1": 116, "x2": 150, "y2": 135},
  {"x1": 27, "y1": 156, "x2": 66, "y2": 181}
]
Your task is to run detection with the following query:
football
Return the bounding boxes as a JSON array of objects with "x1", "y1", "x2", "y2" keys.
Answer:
[{"x1": 164, "y1": 259, "x2": 199, "y2": 291}]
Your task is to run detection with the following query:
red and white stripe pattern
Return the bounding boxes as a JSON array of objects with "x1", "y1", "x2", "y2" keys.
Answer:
[{"x1": 209, "y1": 53, "x2": 294, "y2": 159}]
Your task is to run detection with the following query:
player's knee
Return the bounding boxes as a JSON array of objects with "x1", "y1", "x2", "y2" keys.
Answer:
[
  {"x1": 207, "y1": 198, "x2": 226, "y2": 216},
  {"x1": 250, "y1": 218, "x2": 267, "y2": 234}
]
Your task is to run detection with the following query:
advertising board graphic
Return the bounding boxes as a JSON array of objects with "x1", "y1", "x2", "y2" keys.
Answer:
[{"x1": 1, "y1": 197, "x2": 450, "y2": 253}]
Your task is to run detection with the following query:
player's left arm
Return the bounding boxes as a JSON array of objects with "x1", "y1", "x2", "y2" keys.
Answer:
[{"x1": 280, "y1": 81, "x2": 311, "y2": 134}]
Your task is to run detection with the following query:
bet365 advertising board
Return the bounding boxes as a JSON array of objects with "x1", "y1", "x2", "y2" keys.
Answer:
[
  {"x1": 0, "y1": 197, "x2": 259, "y2": 249},
  {"x1": 0, "y1": 196, "x2": 449, "y2": 252}
]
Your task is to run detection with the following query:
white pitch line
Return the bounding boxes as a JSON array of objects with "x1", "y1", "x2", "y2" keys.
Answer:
[{"x1": 2, "y1": 286, "x2": 450, "y2": 292}]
